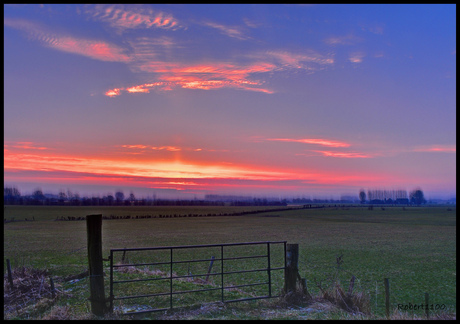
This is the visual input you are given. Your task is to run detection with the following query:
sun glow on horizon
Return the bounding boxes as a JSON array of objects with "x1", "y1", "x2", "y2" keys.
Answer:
[{"x1": 4, "y1": 142, "x2": 415, "y2": 195}]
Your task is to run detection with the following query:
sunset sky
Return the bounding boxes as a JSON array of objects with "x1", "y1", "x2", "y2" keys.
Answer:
[{"x1": 4, "y1": 4, "x2": 456, "y2": 199}]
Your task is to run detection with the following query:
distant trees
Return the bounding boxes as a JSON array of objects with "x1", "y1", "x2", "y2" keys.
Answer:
[
  {"x1": 129, "y1": 192, "x2": 136, "y2": 202},
  {"x1": 359, "y1": 189, "x2": 366, "y2": 204},
  {"x1": 410, "y1": 188, "x2": 426, "y2": 205},
  {"x1": 32, "y1": 188, "x2": 45, "y2": 200},
  {"x1": 359, "y1": 188, "x2": 425, "y2": 205},
  {"x1": 115, "y1": 191, "x2": 125, "y2": 205},
  {"x1": 2, "y1": 186, "x2": 430, "y2": 207},
  {"x1": 106, "y1": 194, "x2": 114, "y2": 206},
  {"x1": 4, "y1": 186, "x2": 21, "y2": 204}
]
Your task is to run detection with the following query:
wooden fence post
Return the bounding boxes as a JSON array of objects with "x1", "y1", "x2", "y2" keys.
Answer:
[
  {"x1": 384, "y1": 278, "x2": 390, "y2": 319},
  {"x1": 86, "y1": 214, "x2": 106, "y2": 317},
  {"x1": 284, "y1": 243, "x2": 299, "y2": 293},
  {"x1": 6, "y1": 259, "x2": 14, "y2": 289},
  {"x1": 425, "y1": 292, "x2": 429, "y2": 320},
  {"x1": 50, "y1": 277, "x2": 56, "y2": 298}
]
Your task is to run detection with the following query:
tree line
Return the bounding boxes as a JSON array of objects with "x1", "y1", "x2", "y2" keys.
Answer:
[
  {"x1": 358, "y1": 188, "x2": 426, "y2": 205},
  {"x1": 3, "y1": 187, "x2": 287, "y2": 207}
]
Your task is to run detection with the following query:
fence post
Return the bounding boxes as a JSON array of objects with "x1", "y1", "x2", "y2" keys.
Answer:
[
  {"x1": 425, "y1": 292, "x2": 429, "y2": 320},
  {"x1": 86, "y1": 214, "x2": 106, "y2": 317},
  {"x1": 384, "y1": 278, "x2": 390, "y2": 319},
  {"x1": 6, "y1": 259, "x2": 14, "y2": 289},
  {"x1": 284, "y1": 243, "x2": 299, "y2": 293},
  {"x1": 50, "y1": 277, "x2": 56, "y2": 298}
]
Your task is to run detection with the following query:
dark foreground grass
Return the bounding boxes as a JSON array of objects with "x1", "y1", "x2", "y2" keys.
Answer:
[{"x1": 4, "y1": 205, "x2": 456, "y2": 319}]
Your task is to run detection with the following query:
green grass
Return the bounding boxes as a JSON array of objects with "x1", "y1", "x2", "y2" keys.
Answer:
[{"x1": 3, "y1": 205, "x2": 456, "y2": 319}]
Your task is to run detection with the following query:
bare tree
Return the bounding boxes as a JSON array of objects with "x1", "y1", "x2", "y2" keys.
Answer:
[
  {"x1": 115, "y1": 191, "x2": 125, "y2": 205},
  {"x1": 359, "y1": 189, "x2": 366, "y2": 204},
  {"x1": 410, "y1": 188, "x2": 426, "y2": 205}
]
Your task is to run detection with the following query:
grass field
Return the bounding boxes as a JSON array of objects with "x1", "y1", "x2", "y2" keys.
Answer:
[{"x1": 3, "y1": 205, "x2": 456, "y2": 319}]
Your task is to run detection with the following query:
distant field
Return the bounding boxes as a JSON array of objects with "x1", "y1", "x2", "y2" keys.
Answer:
[{"x1": 3, "y1": 205, "x2": 456, "y2": 318}]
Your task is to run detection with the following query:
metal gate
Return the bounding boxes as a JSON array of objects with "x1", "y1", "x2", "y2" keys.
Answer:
[{"x1": 109, "y1": 241, "x2": 286, "y2": 315}]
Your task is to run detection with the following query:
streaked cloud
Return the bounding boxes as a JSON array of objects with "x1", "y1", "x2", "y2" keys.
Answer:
[
  {"x1": 203, "y1": 21, "x2": 248, "y2": 40},
  {"x1": 314, "y1": 151, "x2": 372, "y2": 158},
  {"x1": 121, "y1": 144, "x2": 148, "y2": 149},
  {"x1": 85, "y1": 4, "x2": 180, "y2": 31},
  {"x1": 4, "y1": 141, "x2": 50, "y2": 150},
  {"x1": 120, "y1": 144, "x2": 208, "y2": 153},
  {"x1": 266, "y1": 138, "x2": 351, "y2": 148},
  {"x1": 412, "y1": 145, "x2": 456, "y2": 153},
  {"x1": 105, "y1": 61, "x2": 277, "y2": 95},
  {"x1": 264, "y1": 50, "x2": 334, "y2": 68},
  {"x1": 324, "y1": 33, "x2": 363, "y2": 46},
  {"x1": 151, "y1": 146, "x2": 182, "y2": 152},
  {"x1": 4, "y1": 18, "x2": 131, "y2": 62}
]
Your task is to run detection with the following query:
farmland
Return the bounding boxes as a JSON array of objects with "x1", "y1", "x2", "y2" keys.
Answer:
[{"x1": 3, "y1": 205, "x2": 456, "y2": 319}]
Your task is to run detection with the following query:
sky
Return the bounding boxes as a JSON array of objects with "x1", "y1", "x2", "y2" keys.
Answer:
[{"x1": 4, "y1": 4, "x2": 456, "y2": 200}]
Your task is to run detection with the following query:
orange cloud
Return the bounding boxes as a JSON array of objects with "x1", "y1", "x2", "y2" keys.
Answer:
[
  {"x1": 314, "y1": 151, "x2": 372, "y2": 158},
  {"x1": 105, "y1": 88, "x2": 121, "y2": 97},
  {"x1": 120, "y1": 144, "x2": 207, "y2": 152},
  {"x1": 105, "y1": 70, "x2": 274, "y2": 96},
  {"x1": 267, "y1": 138, "x2": 351, "y2": 148},
  {"x1": 152, "y1": 146, "x2": 182, "y2": 152},
  {"x1": 126, "y1": 85, "x2": 150, "y2": 93},
  {"x1": 121, "y1": 144, "x2": 148, "y2": 149}
]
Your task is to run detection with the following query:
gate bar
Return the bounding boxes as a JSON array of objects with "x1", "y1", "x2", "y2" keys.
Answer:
[{"x1": 110, "y1": 241, "x2": 287, "y2": 252}]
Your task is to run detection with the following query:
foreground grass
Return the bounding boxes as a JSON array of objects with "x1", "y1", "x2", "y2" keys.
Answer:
[{"x1": 4, "y1": 205, "x2": 456, "y2": 319}]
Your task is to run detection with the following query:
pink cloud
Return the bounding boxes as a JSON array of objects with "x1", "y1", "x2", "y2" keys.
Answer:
[
  {"x1": 314, "y1": 151, "x2": 372, "y2": 158},
  {"x1": 349, "y1": 52, "x2": 365, "y2": 63},
  {"x1": 5, "y1": 18, "x2": 131, "y2": 62},
  {"x1": 47, "y1": 37, "x2": 131, "y2": 62},
  {"x1": 8, "y1": 142, "x2": 49, "y2": 150},
  {"x1": 267, "y1": 138, "x2": 351, "y2": 148},
  {"x1": 86, "y1": 5, "x2": 179, "y2": 30},
  {"x1": 413, "y1": 145, "x2": 456, "y2": 153}
]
